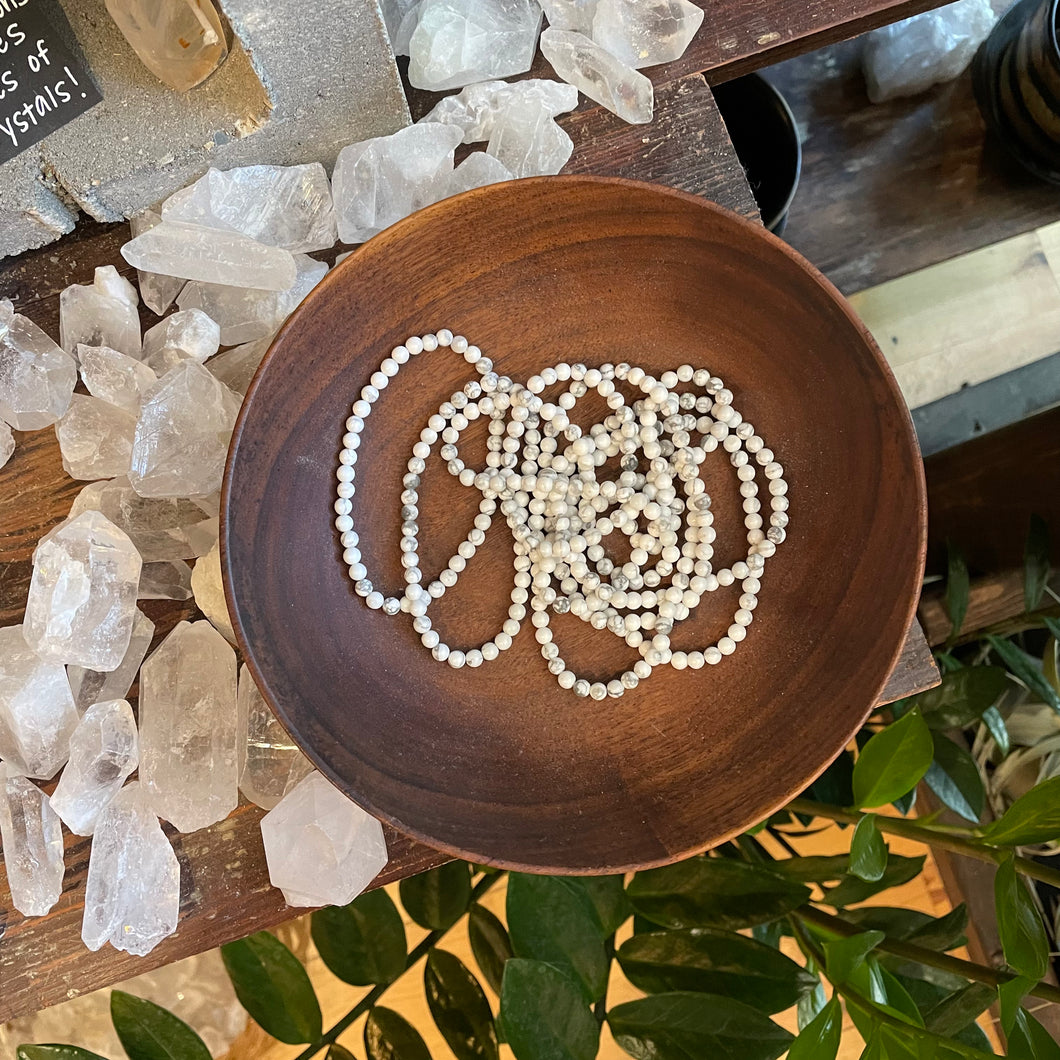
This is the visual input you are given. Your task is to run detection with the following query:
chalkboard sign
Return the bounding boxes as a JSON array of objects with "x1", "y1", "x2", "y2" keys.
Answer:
[{"x1": 0, "y1": 0, "x2": 102, "y2": 166}]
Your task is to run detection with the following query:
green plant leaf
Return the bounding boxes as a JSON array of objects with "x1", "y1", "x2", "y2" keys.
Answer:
[
  {"x1": 769, "y1": 855, "x2": 850, "y2": 883},
  {"x1": 1024, "y1": 514, "x2": 1050, "y2": 612},
  {"x1": 998, "y1": 975, "x2": 1036, "y2": 1036},
  {"x1": 825, "y1": 855, "x2": 926, "y2": 907},
  {"x1": 852, "y1": 711, "x2": 933, "y2": 809},
  {"x1": 17, "y1": 1048, "x2": 110, "y2": 1059},
  {"x1": 980, "y1": 705, "x2": 1010, "y2": 757},
  {"x1": 311, "y1": 888, "x2": 407, "y2": 986},
  {"x1": 607, "y1": 991, "x2": 793, "y2": 1060},
  {"x1": 922, "y1": 982, "x2": 995, "y2": 1037},
  {"x1": 823, "y1": 930, "x2": 885, "y2": 983},
  {"x1": 220, "y1": 932, "x2": 322, "y2": 1044},
  {"x1": 424, "y1": 949, "x2": 498, "y2": 1060},
  {"x1": 945, "y1": 542, "x2": 969, "y2": 647},
  {"x1": 981, "y1": 774, "x2": 1060, "y2": 846},
  {"x1": 399, "y1": 862, "x2": 472, "y2": 931},
  {"x1": 859, "y1": 1025, "x2": 936, "y2": 1060},
  {"x1": 994, "y1": 856, "x2": 1049, "y2": 980},
  {"x1": 468, "y1": 903, "x2": 513, "y2": 995},
  {"x1": 616, "y1": 928, "x2": 817, "y2": 1014},
  {"x1": 878, "y1": 965, "x2": 926, "y2": 1027},
  {"x1": 327, "y1": 1046, "x2": 358, "y2": 1060},
  {"x1": 851, "y1": 815, "x2": 888, "y2": 882},
  {"x1": 987, "y1": 636, "x2": 1060, "y2": 714},
  {"x1": 627, "y1": 857, "x2": 809, "y2": 931},
  {"x1": 364, "y1": 1006, "x2": 430, "y2": 1060},
  {"x1": 796, "y1": 979, "x2": 827, "y2": 1030},
  {"x1": 506, "y1": 874, "x2": 610, "y2": 1002},
  {"x1": 499, "y1": 959, "x2": 598, "y2": 1060},
  {"x1": 1008, "y1": 1008, "x2": 1060, "y2": 1060},
  {"x1": 844, "y1": 905, "x2": 968, "y2": 952},
  {"x1": 788, "y1": 997, "x2": 841, "y2": 1060},
  {"x1": 923, "y1": 734, "x2": 985, "y2": 824},
  {"x1": 910, "y1": 668, "x2": 1008, "y2": 730},
  {"x1": 576, "y1": 873, "x2": 631, "y2": 934},
  {"x1": 808, "y1": 750, "x2": 856, "y2": 809},
  {"x1": 109, "y1": 992, "x2": 211, "y2": 1060}
]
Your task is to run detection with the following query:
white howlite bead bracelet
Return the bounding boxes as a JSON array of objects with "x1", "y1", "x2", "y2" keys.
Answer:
[{"x1": 335, "y1": 333, "x2": 789, "y2": 698}]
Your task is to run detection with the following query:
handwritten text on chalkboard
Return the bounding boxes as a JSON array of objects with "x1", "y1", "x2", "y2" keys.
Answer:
[{"x1": 0, "y1": 0, "x2": 102, "y2": 166}]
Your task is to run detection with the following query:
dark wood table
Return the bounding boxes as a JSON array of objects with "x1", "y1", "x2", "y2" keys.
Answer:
[{"x1": 0, "y1": 0, "x2": 943, "y2": 1024}]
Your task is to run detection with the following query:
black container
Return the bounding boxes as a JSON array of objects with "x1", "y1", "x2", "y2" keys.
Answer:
[
  {"x1": 973, "y1": 0, "x2": 1060, "y2": 184},
  {"x1": 712, "y1": 73, "x2": 803, "y2": 234}
]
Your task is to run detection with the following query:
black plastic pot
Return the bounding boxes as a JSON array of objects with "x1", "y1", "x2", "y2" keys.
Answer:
[
  {"x1": 712, "y1": 73, "x2": 803, "y2": 234},
  {"x1": 973, "y1": 0, "x2": 1060, "y2": 184}
]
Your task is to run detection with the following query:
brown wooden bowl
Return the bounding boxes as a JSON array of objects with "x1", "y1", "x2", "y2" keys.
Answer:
[{"x1": 222, "y1": 176, "x2": 925, "y2": 874}]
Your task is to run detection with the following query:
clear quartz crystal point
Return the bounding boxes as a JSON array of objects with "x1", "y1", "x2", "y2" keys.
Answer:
[
  {"x1": 486, "y1": 98, "x2": 574, "y2": 176},
  {"x1": 59, "y1": 267, "x2": 141, "y2": 361},
  {"x1": 204, "y1": 337, "x2": 269, "y2": 395},
  {"x1": 130, "y1": 208, "x2": 186, "y2": 315},
  {"x1": 140, "y1": 309, "x2": 221, "y2": 373},
  {"x1": 0, "y1": 421, "x2": 13, "y2": 468},
  {"x1": 447, "y1": 151, "x2": 514, "y2": 194},
  {"x1": 260, "y1": 772, "x2": 389, "y2": 906},
  {"x1": 82, "y1": 781, "x2": 180, "y2": 956},
  {"x1": 51, "y1": 698, "x2": 140, "y2": 836},
  {"x1": 55, "y1": 394, "x2": 137, "y2": 480},
  {"x1": 0, "y1": 298, "x2": 77, "y2": 430},
  {"x1": 591, "y1": 0, "x2": 704, "y2": 69},
  {"x1": 538, "y1": 0, "x2": 598, "y2": 33},
  {"x1": 68, "y1": 608, "x2": 155, "y2": 713},
  {"x1": 78, "y1": 345, "x2": 158, "y2": 413},
  {"x1": 420, "y1": 78, "x2": 578, "y2": 142},
  {"x1": 191, "y1": 539, "x2": 235, "y2": 641},
  {"x1": 540, "y1": 27, "x2": 654, "y2": 123},
  {"x1": 138, "y1": 559, "x2": 194, "y2": 600},
  {"x1": 0, "y1": 764, "x2": 65, "y2": 916},
  {"x1": 105, "y1": 0, "x2": 229, "y2": 92}
]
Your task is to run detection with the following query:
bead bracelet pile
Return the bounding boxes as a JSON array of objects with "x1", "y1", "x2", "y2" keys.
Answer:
[{"x1": 334, "y1": 332, "x2": 789, "y2": 700}]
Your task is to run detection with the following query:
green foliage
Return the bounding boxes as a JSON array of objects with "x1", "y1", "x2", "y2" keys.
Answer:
[
  {"x1": 910, "y1": 668, "x2": 1008, "y2": 730},
  {"x1": 109, "y1": 992, "x2": 211, "y2": 1060},
  {"x1": 852, "y1": 710, "x2": 933, "y2": 809},
  {"x1": 399, "y1": 861, "x2": 472, "y2": 930},
  {"x1": 424, "y1": 949, "x2": 498, "y2": 1060},
  {"x1": 17, "y1": 1048, "x2": 110, "y2": 1059},
  {"x1": 922, "y1": 734, "x2": 985, "y2": 823},
  {"x1": 945, "y1": 541, "x2": 969, "y2": 646},
  {"x1": 823, "y1": 931, "x2": 885, "y2": 983},
  {"x1": 364, "y1": 1006, "x2": 431, "y2": 1060},
  {"x1": 850, "y1": 815, "x2": 888, "y2": 881},
  {"x1": 1008, "y1": 1009, "x2": 1060, "y2": 1060},
  {"x1": 825, "y1": 854, "x2": 926, "y2": 907},
  {"x1": 787, "y1": 997, "x2": 842, "y2": 1060},
  {"x1": 327, "y1": 1046, "x2": 358, "y2": 1060},
  {"x1": 468, "y1": 903, "x2": 513, "y2": 995},
  {"x1": 993, "y1": 856, "x2": 1049, "y2": 980},
  {"x1": 312, "y1": 888, "x2": 407, "y2": 986},
  {"x1": 986, "y1": 636, "x2": 1060, "y2": 713},
  {"x1": 499, "y1": 959, "x2": 598, "y2": 1060},
  {"x1": 842, "y1": 905, "x2": 968, "y2": 952},
  {"x1": 981, "y1": 774, "x2": 1060, "y2": 846},
  {"x1": 1024, "y1": 513, "x2": 1051, "y2": 612}
]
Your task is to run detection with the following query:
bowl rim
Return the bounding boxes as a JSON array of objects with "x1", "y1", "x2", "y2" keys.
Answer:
[{"x1": 221, "y1": 174, "x2": 928, "y2": 873}]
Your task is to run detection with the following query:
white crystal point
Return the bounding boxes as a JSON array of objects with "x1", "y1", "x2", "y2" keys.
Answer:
[
  {"x1": 260, "y1": 772, "x2": 389, "y2": 907},
  {"x1": 540, "y1": 28, "x2": 654, "y2": 123},
  {"x1": 55, "y1": 394, "x2": 137, "y2": 481},
  {"x1": 409, "y1": 0, "x2": 542, "y2": 90},
  {"x1": 0, "y1": 625, "x2": 78, "y2": 779},
  {"x1": 177, "y1": 254, "x2": 328, "y2": 346},
  {"x1": 24, "y1": 510, "x2": 144, "y2": 671},
  {"x1": 69, "y1": 477, "x2": 217, "y2": 562},
  {"x1": 0, "y1": 421, "x2": 13, "y2": 469},
  {"x1": 129, "y1": 361, "x2": 241, "y2": 498},
  {"x1": 421, "y1": 78, "x2": 579, "y2": 143},
  {"x1": 141, "y1": 309, "x2": 221, "y2": 373},
  {"x1": 333, "y1": 123, "x2": 463, "y2": 243},
  {"x1": 487, "y1": 100, "x2": 574, "y2": 176},
  {"x1": 392, "y1": 1, "x2": 424, "y2": 54},
  {"x1": 237, "y1": 665, "x2": 312, "y2": 810},
  {"x1": 0, "y1": 765, "x2": 64, "y2": 916},
  {"x1": 51, "y1": 699, "x2": 139, "y2": 836},
  {"x1": 205, "y1": 338, "x2": 270, "y2": 396},
  {"x1": 82, "y1": 781, "x2": 180, "y2": 956},
  {"x1": 447, "y1": 151, "x2": 515, "y2": 195},
  {"x1": 130, "y1": 208, "x2": 186, "y2": 316},
  {"x1": 0, "y1": 299, "x2": 77, "y2": 430},
  {"x1": 68, "y1": 608, "x2": 155, "y2": 714},
  {"x1": 139, "y1": 559, "x2": 194, "y2": 600},
  {"x1": 121, "y1": 221, "x2": 298, "y2": 292},
  {"x1": 191, "y1": 539, "x2": 235, "y2": 642},
  {"x1": 539, "y1": 0, "x2": 598, "y2": 33},
  {"x1": 139, "y1": 620, "x2": 238, "y2": 832},
  {"x1": 59, "y1": 272, "x2": 142, "y2": 361},
  {"x1": 591, "y1": 0, "x2": 704, "y2": 68},
  {"x1": 163, "y1": 165, "x2": 339, "y2": 253},
  {"x1": 78, "y1": 345, "x2": 158, "y2": 413}
]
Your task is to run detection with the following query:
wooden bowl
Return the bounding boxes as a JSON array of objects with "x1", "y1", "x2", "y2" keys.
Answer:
[{"x1": 222, "y1": 177, "x2": 925, "y2": 874}]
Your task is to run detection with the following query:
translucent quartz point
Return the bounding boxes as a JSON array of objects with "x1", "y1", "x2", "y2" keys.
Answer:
[
  {"x1": 0, "y1": 298, "x2": 77, "y2": 430},
  {"x1": 105, "y1": 0, "x2": 229, "y2": 92},
  {"x1": 59, "y1": 267, "x2": 141, "y2": 360},
  {"x1": 332, "y1": 123, "x2": 463, "y2": 243},
  {"x1": 260, "y1": 772, "x2": 389, "y2": 906},
  {"x1": 68, "y1": 608, "x2": 155, "y2": 713},
  {"x1": 121, "y1": 221, "x2": 297, "y2": 292},
  {"x1": 487, "y1": 99, "x2": 574, "y2": 176},
  {"x1": 82, "y1": 781, "x2": 180, "y2": 955},
  {"x1": 420, "y1": 78, "x2": 578, "y2": 142},
  {"x1": 447, "y1": 151, "x2": 514, "y2": 194},
  {"x1": 0, "y1": 421, "x2": 12, "y2": 468},
  {"x1": 51, "y1": 699, "x2": 139, "y2": 836},
  {"x1": 23, "y1": 510, "x2": 143, "y2": 671},
  {"x1": 55, "y1": 394, "x2": 137, "y2": 480},
  {"x1": 138, "y1": 559, "x2": 194, "y2": 600},
  {"x1": 139, "y1": 620, "x2": 238, "y2": 832},
  {"x1": 591, "y1": 0, "x2": 704, "y2": 69},
  {"x1": 162, "y1": 165, "x2": 338, "y2": 253},
  {"x1": 191, "y1": 539, "x2": 235, "y2": 641},
  {"x1": 0, "y1": 765, "x2": 64, "y2": 916},
  {"x1": 237, "y1": 664, "x2": 312, "y2": 810},
  {"x1": 540, "y1": 28, "x2": 653, "y2": 123},
  {"x1": 0, "y1": 625, "x2": 78, "y2": 778},
  {"x1": 538, "y1": 0, "x2": 597, "y2": 33},
  {"x1": 409, "y1": 0, "x2": 542, "y2": 90},
  {"x1": 130, "y1": 208, "x2": 186, "y2": 315},
  {"x1": 205, "y1": 338, "x2": 269, "y2": 395},
  {"x1": 78, "y1": 344, "x2": 158, "y2": 413},
  {"x1": 129, "y1": 360, "x2": 241, "y2": 498},
  {"x1": 141, "y1": 309, "x2": 221, "y2": 373}
]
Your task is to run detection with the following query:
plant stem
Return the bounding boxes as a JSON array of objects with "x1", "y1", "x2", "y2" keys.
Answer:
[
  {"x1": 294, "y1": 873, "x2": 502, "y2": 1060},
  {"x1": 797, "y1": 905, "x2": 1060, "y2": 1007},
  {"x1": 788, "y1": 797, "x2": 1060, "y2": 890}
]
